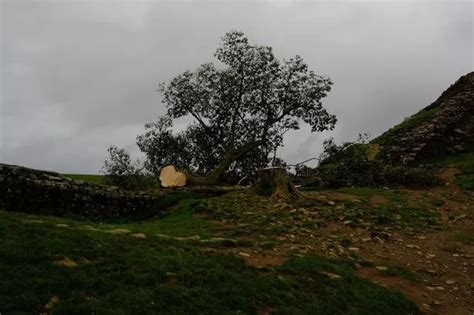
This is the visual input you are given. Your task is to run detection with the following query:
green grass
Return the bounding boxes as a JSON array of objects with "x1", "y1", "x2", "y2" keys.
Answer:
[
  {"x1": 373, "y1": 106, "x2": 442, "y2": 146},
  {"x1": 0, "y1": 210, "x2": 419, "y2": 314},
  {"x1": 454, "y1": 232, "x2": 474, "y2": 245},
  {"x1": 423, "y1": 152, "x2": 474, "y2": 189},
  {"x1": 62, "y1": 174, "x2": 104, "y2": 185},
  {"x1": 319, "y1": 187, "x2": 440, "y2": 231},
  {"x1": 384, "y1": 266, "x2": 418, "y2": 281},
  {"x1": 1, "y1": 196, "x2": 213, "y2": 239},
  {"x1": 101, "y1": 198, "x2": 216, "y2": 238},
  {"x1": 455, "y1": 174, "x2": 474, "y2": 189}
]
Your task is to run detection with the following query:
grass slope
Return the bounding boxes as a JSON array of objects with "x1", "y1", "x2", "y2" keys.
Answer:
[
  {"x1": 372, "y1": 106, "x2": 442, "y2": 146},
  {"x1": 425, "y1": 152, "x2": 474, "y2": 189},
  {"x1": 0, "y1": 206, "x2": 419, "y2": 314},
  {"x1": 62, "y1": 174, "x2": 104, "y2": 185}
]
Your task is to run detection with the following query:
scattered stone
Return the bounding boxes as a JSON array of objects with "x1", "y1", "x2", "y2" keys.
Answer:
[
  {"x1": 445, "y1": 279, "x2": 456, "y2": 285},
  {"x1": 348, "y1": 247, "x2": 360, "y2": 252},
  {"x1": 371, "y1": 231, "x2": 392, "y2": 240},
  {"x1": 376, "y1": 266, "x2": 388, "y2": 271},
  {"x1": 45, "y1": 296, "x2": 60, "y2": 309},
  {"x1": 239, "y1": 251, "x2": 251, "y2": 257},
  {"x1": 131, "y1": 233, "x2": 147, "y2": 239},
  {"x1": 54, "y1": 257, "x2": 77, "y2": 267},
  {"x1": 321, "y1": 271, "x2": 342, "y2": 280},
  {"x1": 175, "y1": 235, "x2": 200, "y2": 241},
  {"x1": 156, "y1": 234, "x2": 171, "y2": 239},
  {"x1": 107, "y1": 228, "x2": 131, "y2": 235},
  {"x1": 373, "y1": 236, "x2": 384, "y2": 244}
]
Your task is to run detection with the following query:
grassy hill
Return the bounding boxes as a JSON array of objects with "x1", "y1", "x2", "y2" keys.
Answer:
[
  {"x1": 0, "y1": 202, "x2": 418, "y2": 314},
  {"x1": 372, "y1": 72, "x2": 473, "y2": 164}
]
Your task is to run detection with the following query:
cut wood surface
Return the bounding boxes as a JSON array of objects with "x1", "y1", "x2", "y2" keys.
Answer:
[{"x1": 159, "y1": 165, "x2": 187, "y2": 187}]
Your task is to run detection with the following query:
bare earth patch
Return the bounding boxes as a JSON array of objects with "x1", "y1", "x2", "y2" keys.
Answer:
[{"x1": 369, "y1": 195, "x2": 388, "y2": 206}]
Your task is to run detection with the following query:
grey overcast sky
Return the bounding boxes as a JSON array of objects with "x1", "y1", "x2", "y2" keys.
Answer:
[{"x1": 1, "y1": 0, "x2": 472, "y2": 173}]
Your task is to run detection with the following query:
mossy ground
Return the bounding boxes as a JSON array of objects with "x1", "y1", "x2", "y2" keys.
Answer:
[
  {"x1": 0, "y1": 207, "x2": 418, "y2": 314},
  {"x1": 425, "y1": 152, "x2": 474, "y2": 189}
]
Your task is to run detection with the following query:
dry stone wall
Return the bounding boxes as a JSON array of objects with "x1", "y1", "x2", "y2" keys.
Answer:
[{"x1": 0, "y1": 164, "x2": 161, "y2": 219}]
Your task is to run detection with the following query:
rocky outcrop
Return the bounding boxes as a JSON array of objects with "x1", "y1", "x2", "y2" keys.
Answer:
[
  {"x1": 0, "y1": 164, "x2": 162, "y2": 219},
  {"x1": 373, "y1": 72, "x2": 474, "y2": 164}
]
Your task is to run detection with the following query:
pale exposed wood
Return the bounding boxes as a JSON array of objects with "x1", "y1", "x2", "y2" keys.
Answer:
[{"x1": 159, "y1": 165, "x2": 187, "y2": 187}]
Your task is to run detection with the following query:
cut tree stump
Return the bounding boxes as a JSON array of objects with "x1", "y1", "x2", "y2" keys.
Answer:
[{"x1": 253, "y1": 167, "x2": 302, "y2": 200}]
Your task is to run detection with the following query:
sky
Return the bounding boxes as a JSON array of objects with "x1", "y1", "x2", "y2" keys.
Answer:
[{"x1": 1, "y1": 0, "x2": 473, "y2": 174}]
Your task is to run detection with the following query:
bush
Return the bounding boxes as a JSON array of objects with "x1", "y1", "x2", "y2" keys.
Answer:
[
  {"x1": 315, "y1": 161, "x2": 440, "y2": 188},
  {"x1": 307, "y1": 135, "x2": 441, "y2": 189},
  {"x1": 102, "y1": 146, "x2": 159, "y2": 190},
  {"x1": 379, "y1": 165, "x2": 440, "y2": 187}
]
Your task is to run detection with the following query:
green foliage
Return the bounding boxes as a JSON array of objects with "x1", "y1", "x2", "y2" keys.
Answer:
[
  {"x1": 454, "y1": 175, "x2": 474, "y2": 189},
  {"x1": 313, "y1": 135, "x2": 440, "y2": 189},
  {"x1": 318, "y1": 134, "x2": 371, "y2": 166},
  {"x1": 379, "y1": 165, "x2": 440, "y2": 187},
  {"x1": 102, "y1": 146, "x2": 160, "y2": 190},
  {"x1": 423, "y1": 152, "x2": 474, "y2": 189},
  {"x1": 122, "y1": 30, "x2": 336, "y2": 184},
  {"x1": 315, "y1": 161, "x2": 439, "y2": 189},
  {"x1": 0, "y1": 210, "x2": 419, "y2": 314}
]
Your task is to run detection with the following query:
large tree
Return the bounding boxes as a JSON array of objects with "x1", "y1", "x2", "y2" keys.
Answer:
[
  {"x1": 136, "y1": 116, "x2": 272, "y2": 184},
  {"x1": 144, "y1": 30, "x2": 336, "y2": 185}
]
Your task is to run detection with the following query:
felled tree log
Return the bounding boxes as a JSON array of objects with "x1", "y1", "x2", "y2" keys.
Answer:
[
  {"x1": 159, "y1": 165, "x2": 222, "y2": 187},
  {"x1": 253, "y1": 167, "x2": 302, "y2": 200}
]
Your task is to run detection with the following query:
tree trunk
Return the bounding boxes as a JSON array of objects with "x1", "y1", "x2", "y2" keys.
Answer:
[
  {"x1": 253, "y1": 167, "x2": 302, "y2": 200},
  {"x1": 181, "y1": 141, "x2": 264, "y2": 186}
]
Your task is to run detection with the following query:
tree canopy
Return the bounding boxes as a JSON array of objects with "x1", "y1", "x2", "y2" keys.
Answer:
[{"x1": 107, "y1": 30, "x2": 336, "y2": 185}]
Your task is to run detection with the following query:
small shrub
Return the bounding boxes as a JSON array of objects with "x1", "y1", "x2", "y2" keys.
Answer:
[
  {"x1": 314, "y1": 161, "x2": 439, "y2": 188},
  {"x1": 102, "y1": 146, "x2": 159, "y2": 190}
]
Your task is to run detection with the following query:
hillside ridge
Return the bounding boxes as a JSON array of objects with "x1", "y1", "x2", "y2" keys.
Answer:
[{"x1": 373, "y1": 71, "x2": 474, "y2": 164}]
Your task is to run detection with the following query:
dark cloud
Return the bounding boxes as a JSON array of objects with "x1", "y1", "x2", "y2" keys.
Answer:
[{"x1": 1, "y1": 0, "x2": 472, "y2": 173}]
